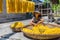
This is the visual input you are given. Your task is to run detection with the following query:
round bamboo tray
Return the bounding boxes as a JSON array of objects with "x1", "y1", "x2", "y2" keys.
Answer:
[
  {"x1": 23, "y1": 32, "x2": 60, "y2": 39},
  {"x1": 22, "y1": 24, "x2": 60, "y2": 39}
]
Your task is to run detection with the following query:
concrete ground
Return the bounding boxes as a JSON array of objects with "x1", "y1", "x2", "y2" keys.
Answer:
[
  {"x1": 0, "y1": 16, "x2": 59, "y2": 40},
  {"x1": 0, "y1": 19, "x2": 32, "y2": 40}
]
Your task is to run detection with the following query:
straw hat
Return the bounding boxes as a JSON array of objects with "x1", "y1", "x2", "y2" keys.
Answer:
[{"x1": 33, "y1": 11, "x2": 40, "y2": 14}]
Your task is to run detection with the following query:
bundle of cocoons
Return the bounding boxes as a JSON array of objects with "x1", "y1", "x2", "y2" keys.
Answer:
[
  {"x1": 43, "y1": 27, "x2": 60, "y2": 34},
  {"x1": 22, "y1": 24, "x2": 60, "y2": 35},
  {"x1": 6, "y1": 0, "x2": 35, "y2": 13}
]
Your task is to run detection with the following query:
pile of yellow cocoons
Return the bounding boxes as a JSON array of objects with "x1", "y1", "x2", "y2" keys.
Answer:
[
  {"x1": 11, "y1": 22, "x2": 24, "y2": 29},
  {"x1": 22, "y1": 24, "x2": 60, "y2": 35}
]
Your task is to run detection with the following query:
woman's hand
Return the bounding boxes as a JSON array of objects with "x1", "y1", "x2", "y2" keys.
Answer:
[
  {"x1": 37, "y1": 19, "x2": 44, "y2": 24},
  {"x1": 30, "y1": 21, "x2": 37, "y2": 26},
  {"x1": 32, "y1": 22, "x2": 37, "y2": 26}
]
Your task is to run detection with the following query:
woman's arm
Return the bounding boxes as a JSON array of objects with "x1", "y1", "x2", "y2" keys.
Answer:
[
  {"x1": 37, "y1": 18, "x2": 44, "y2": 24},
  {"x1": 30, "y1": 18, "x2": 36, "y2": 25}
]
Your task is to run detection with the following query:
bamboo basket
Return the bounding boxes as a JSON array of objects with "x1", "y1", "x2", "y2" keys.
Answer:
[
  {"x1": 23, "y1": 32, "x2": 60, "y2": 39},
  {"x1": 22, "y1": 24, "x2": 60, "y2": 39},
  {"x1": 10, "y1": 24, "x2": 32, "y2": 32},
  {"x1": 11, "y1": 28, "x2": 21, "y2": 32}
]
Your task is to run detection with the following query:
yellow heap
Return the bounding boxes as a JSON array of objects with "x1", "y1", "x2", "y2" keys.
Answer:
[
  {"x1": 22, "y1": 24, "x2": 60, "y2": 35},
  {"x1": 11, "y1": 22, "x2": 24, "y2": 29},
  {"x1": 6, "y1": 0, "x2": 35, "y2": 13},
  {"x1": 43, "y1": 27, "x2": 60, "y2": 34}
]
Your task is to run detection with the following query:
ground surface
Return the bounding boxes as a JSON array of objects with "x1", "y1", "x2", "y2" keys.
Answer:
[{"x1": 0, "y1": 19, "x2": 32, "y2": 40}]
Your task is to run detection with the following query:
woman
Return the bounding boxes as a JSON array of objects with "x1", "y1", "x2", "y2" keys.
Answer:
[{"x1": 30, "y1": 11, "x2": 44, "y2": 26}]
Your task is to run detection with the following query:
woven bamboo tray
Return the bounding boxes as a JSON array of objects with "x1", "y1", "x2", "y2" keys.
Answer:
[{"x1": 23, "y1": 32, "x2": 60, "y2": 39}]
